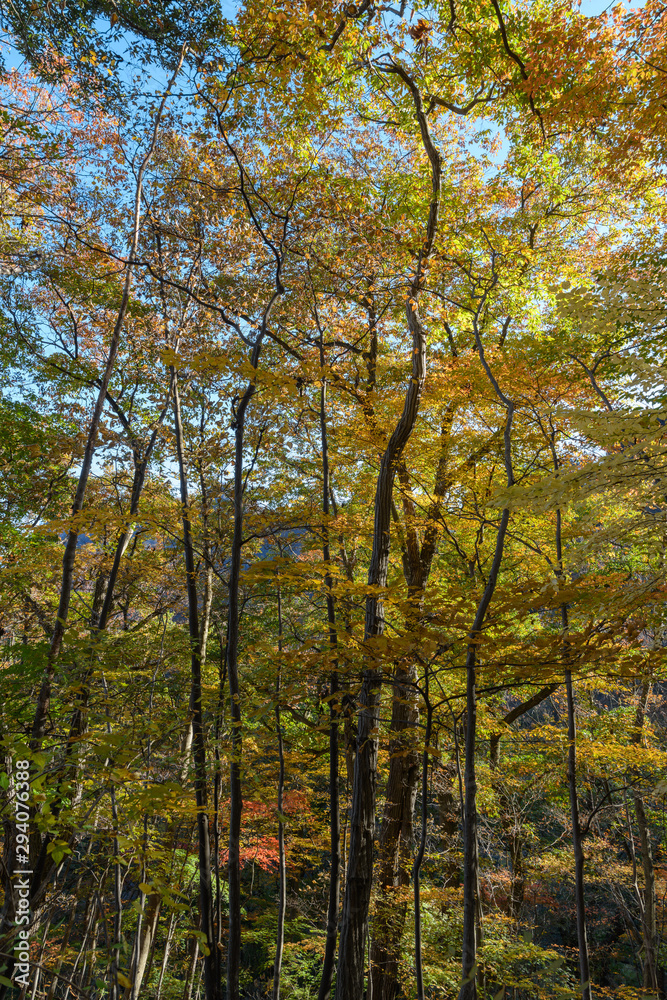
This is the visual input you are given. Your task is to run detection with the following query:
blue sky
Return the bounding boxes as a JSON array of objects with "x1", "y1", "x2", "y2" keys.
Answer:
[{"x1": 579, "y1": 0, "x2": 645, "y2": 13}]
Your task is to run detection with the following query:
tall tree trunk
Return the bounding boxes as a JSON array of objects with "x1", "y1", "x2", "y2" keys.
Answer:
[
  {"x1": 129, "y1": 892, "x2": 161, "y2": 998},
  {"x1": 173, "y1": 372, "x2": 217, "y2": 1000},
  {"x1": 225, "y1": 292, "x2": 283, "y2": 1000},
  {"x1": 634, "y1": 791, "x2": 658, "y2": 994},
  {"x1": 414, "y1": 686, "x2": 433, "y2": 1000},
  {"x1": 315, "y1": 323, "x2": 341, "y2": 1000},
  {"x1": 225, "y1": 365, "x2": 260, "y2": 1000},
  {"x1": 632, "y1": 681, "x2": 659, "y2": 995},
  {"x1": 155, "y1": 912, "x2": 177, "y2": 1000},
  {"x1": 0, "y1": 68, "x2": 187, "y2": 1000},
  {"x1": 335, "y1": 69, "x2": 440, "y2": 999},
  {"x1": 110, "y1": 776, "x2": 123, "y2": 1000},
  {"x1": 369, "y1": 389, "x2": 501, "y2": 1000},
  {"x1": 564, "y1": 662, "x2": 591, "y2": 1000},
  {"x1": 183, "y1": 935, "x2": 200, "y2": 1000},
  {"x1": 203, "y1": 111, "x2": 290, "y2": 1000},
  {"x1": 272, "y1": 584, "x2": 287, "y2": 1000},
  {"x1": 213, "y1": 635, "x2": 225, "y2": 958},
  {"x1": 334, "y1": 292, "x2": 428, "y2": 1000},
  {"x1": 553, "y1": 467, "x2": 591, "y2": 1000},
  {"x1": 368, "y1": 594, "x2": 420, "y2": 1000},
  {"x1": 369, "y1": 473, "x2": 423, "y2": 1000},
  {"x1": 368, "y1": 662, "x2": 419, "y2": 1000},
  {"x1": 30, "y1": 51, "x2": 184, "y2": 751},
  {"x1": 459, "y1": 292, "x2": 515, "y2": 1000}
]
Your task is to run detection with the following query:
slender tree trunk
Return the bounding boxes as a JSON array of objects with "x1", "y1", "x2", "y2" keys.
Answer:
[
  {"x1": 334, "y1": 297, "x2": 428, "y2": 999},
  {"x1": 29, "y1": 914, "x2": 51, "y2": 1000},
  {"x1": 129, "y1": 892, "x2": 161, "y2": 999},
  {"x1": 335, "y1": 66, "x2": 440, "y2": 1000},
  {"x1": 0, "y1": 69, "x2": 187, "y2": 1000},
  {"x1": 96, "y1": 675, "x2": 127, "y2": 1000},
  {"x1": 632, "y1": 681, "x2": 659, "y2": 994},
  {"x1": 273, "y1": 584, "x2": 287, "y2": 1000},
  {"x1": 367, "y1": 219, "x2": 498, "y2": 1000},
  {"x1": 414, "y1": 688, "x2": 433, "y2": 1000},
  {"x1": 564, "y1": 664, "x2": 591, "y2": 1000},
  {"x1": 225, "y1": 287, "x2": 283, "y2": 1000},
  {"x1": 155, "y1": 912, "x2": 177, "y2": 1000},
  {"x1": 368, "y1": 472, "x2": 424, "y2": 1000},
  {"x1": 173, "y1": 373, "x2": 217, "y2": 1000},
  {"x1": 315, "y1": 338, "x2": 341, "y2": 1000},
  {"x1": 553, "y1": 486, "x2": 592, "y2": 1000},
  {"x1": 110, "y1": 781, "x2": 123, "y2": 1000},
  {"x1": 126, "y1": 621, "x2": 168, "y2": 999},
  {"x1": 334, "y1": 313, "x2": 427, "y2": 999},
  {"x1": 183, "y1": 937, "x2": 200, "y2": 1000},
  {"x1": 634, "y1": 791, "x2": 658, "y2": 994},
  {"x1": 225, "y1": 375, "x2": 257, "y2": 1000},
  {"x1": 460, "y1": 640, "x2": 480, "y2": 1000},
  {"x1": 368, "y1": 651, "x2": 419, "y2": 1000},
  {"x1": 214, "y1": 635, "x2": 226, "y2": 957},
  {"x1": 459, "y1": 293, "x2": 515, "y2": 1000},
  {"x1": 30, "y1": 52, "x2": 184, "y2": 750}
]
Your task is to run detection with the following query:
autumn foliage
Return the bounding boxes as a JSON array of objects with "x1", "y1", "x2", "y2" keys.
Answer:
[{"x1": 0, "y1": 1, "x2": 667, "y2": 999}]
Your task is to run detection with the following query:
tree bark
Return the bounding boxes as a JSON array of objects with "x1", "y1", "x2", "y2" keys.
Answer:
[
  {"x1": 225, "y1": 361, "x2": 260, "y2": 1000},
  {"x1": 414, "y1": 688, "x2": 433, "y2": 1000},
  {"x1": 225, "y1": 293, "x2": 283, "y2": 1000},
  {"x1": 334, "y1": 281, "x2": 428, "y2": 1000},
  {"x1": 632, "y1": 681, "x2": 659, "y2": 995},
  {"x1": 183, "y1": 934, "x2": 200, "y2": 1000},
  {"x1": 317, "y1": 359, "x2": 341, "y2": 1000},
  {"x1": 129, "y1": 892, "x2": 161, "y2": 999},
  {"x1": 553, "y1": 475, "x2": 591, "y2": 1000},
  {"x1": 634, "y1": 790, "x2": 658, "y2": 994},
  {"x1": 564, "y1": 661, "x2": 591, "y2": 1000},
  {"x1": 459, "y1": 293, "x2": 515, "y2": 1000},
  {"x1": 155, "y1": 912, "x2": 177, "y2": 1000},
  {"x1": 272, "y1": 584, "x2": 287, "y2": 1000},
  {"x1": 370, "y1": 405, "x2": 502, "y2": 1000},
  {"x1": 368, "y1": 658, "x2": 419, "y2": 1000},
  {"x1": 173, "y1": 372, "x2": 218, "y2": 1000},
  {"x1": 335, "y1": 64, "x2": 441, "y2": 1000}
]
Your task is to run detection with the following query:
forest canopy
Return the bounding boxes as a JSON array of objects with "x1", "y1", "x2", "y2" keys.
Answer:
[{"x1": 0, "y1": 1, "x2": 666, "y2": 998}]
